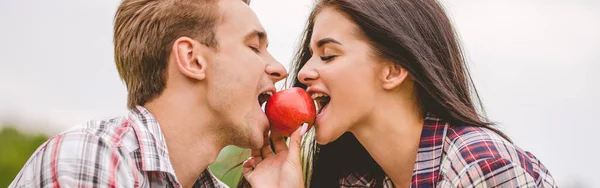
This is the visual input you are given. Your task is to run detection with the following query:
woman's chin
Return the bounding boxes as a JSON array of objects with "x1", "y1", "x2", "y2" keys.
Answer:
[
  {"x1": 314, "y1": 128, "x2": 343, "y2": 145},
  {"x1": 315, "y1": 138, "x2": 332, "y2": 145}
]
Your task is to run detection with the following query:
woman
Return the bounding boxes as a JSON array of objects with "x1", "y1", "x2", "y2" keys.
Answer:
[{"x1": 241, "y1": 0, "x2": 557, "y2": 187}]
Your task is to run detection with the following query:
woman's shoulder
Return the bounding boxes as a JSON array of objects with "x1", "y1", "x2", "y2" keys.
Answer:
[
  {"x1": 438, "y1": 125, "x2": 557, "y2": 187},
  {"x1": 445, "y1": 125, "x2": 511, "y2": 154}
]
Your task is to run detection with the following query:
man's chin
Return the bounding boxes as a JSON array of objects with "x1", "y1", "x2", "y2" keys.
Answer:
[
  {"x1": 250, "y1": 134, "x2": 268, "y2": 150},
  {"x1": 235, "y1": 133, "x2": 266, "y2": 150},
  {"x1": 236, "y1": 121, "x2": 269, "y2": 149},
  {"x1": 249, "y1": 142, "x2": 263, "y2": 150}
]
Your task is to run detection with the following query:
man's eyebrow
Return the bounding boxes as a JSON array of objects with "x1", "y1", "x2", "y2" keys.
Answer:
[{"x1": 244, "y1": 29, "x2": 269, "y2": 47}]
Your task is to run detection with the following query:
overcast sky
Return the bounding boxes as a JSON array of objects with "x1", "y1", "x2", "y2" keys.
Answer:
[{"x1": 1, "y1": 0, "x2": 598, "y2": 187}]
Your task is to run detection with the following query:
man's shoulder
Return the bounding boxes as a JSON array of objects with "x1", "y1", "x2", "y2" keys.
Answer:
[
  {"x1": 48, "y1": 115, "x2": 139, "y2": 161},
  {"x1": 30, "y1": 115, "x2": 135, "y2": 162},
  {"x1": 9, "y1": 115, "x2": 141, "y2": 187},
  {"x1": 60, "y1": 116, "x2": 129, "y2": 139},
  {"x1": 23, "y1": 115, "x2": 131, "y2": 154}
]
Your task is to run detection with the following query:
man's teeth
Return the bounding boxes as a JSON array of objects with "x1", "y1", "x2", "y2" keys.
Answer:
[
  {"x1": 311, "y1": 93, "x2": 329, "y2": 99},
  {"x1": 258, "y1": 91, "x2": 272, "y2": 108}
]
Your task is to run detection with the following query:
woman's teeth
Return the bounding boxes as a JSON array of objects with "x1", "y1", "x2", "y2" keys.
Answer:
[{"x1": 311, "y1": 93, "x2": 330, "y2": 114}]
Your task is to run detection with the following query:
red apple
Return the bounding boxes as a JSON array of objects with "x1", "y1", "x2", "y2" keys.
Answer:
[{"x1": 265, "y1": 87, "x2": 316, "y2": 137}]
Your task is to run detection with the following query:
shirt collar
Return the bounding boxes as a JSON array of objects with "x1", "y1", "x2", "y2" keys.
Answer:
[
  {"x1": 128, "y1": 106, "x2": 227, "y2": 187},
  {"x1": 418, "y1": 114, "x2": 448, "y2": 150},
  {"x1": 128, "y1": 105, "x2": 175, "y2": 174}
]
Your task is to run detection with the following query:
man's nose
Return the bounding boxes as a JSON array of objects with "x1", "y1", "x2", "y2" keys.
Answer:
[{"x1": 265, "y1": 59, "x2": 287, "y2": 82}]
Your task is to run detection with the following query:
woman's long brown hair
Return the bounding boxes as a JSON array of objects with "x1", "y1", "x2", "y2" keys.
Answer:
[{"x1": 238, "y1": 0, "x2": 511, "y2": 187}]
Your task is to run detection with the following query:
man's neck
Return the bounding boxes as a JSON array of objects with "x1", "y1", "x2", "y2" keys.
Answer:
[{"x1": 145, "y1": 95, "x2": 224, "y2": 188}]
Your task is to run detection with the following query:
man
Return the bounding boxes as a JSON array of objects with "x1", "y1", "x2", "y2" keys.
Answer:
[{"x1": 9, "y1": 0, "x2": 287, "y2": 187}]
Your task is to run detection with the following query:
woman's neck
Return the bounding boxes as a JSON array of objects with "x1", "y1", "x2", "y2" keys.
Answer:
[{"x1": 350, "y1": 96, "x2": 423, "y2": 187}]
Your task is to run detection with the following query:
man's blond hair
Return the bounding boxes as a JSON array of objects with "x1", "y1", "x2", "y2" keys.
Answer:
[{"x1": 114, "y1": 0, "x2": 249, "y2": 109}]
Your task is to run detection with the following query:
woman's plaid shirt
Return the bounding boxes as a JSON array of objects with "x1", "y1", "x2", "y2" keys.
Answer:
[{"x1": 340, "y1": 116, "x2": 557, "y2": 188}]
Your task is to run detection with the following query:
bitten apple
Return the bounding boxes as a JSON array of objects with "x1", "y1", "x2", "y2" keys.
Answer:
[{"x1": 265, "y1": 87, "x2": 316, "y2": 137}]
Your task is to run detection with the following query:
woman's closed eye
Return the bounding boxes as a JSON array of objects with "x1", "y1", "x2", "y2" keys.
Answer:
[{"x1": 320, "y1": 55, "x2": 337, "y2": 61}]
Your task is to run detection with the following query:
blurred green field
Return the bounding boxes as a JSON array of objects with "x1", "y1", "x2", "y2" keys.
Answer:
[
  {"x1": 209, "y1": 146, "x2": 250, "y2": 187},
  {"x1": 0, "y1": 125, "x2": 249, "y2": 187}
]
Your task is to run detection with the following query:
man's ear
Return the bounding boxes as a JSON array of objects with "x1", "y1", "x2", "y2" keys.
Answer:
[
  {"x1": 381, "y1": 62, "x2": 409, "y2": 90},
  {"x1": 172, "y1": 37, "x2": 209, "y2": 81}
]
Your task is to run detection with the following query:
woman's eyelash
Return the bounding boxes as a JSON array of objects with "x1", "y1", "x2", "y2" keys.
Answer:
[{"x1": 320, "y1": 55, "x2": 336, "y2": 61}]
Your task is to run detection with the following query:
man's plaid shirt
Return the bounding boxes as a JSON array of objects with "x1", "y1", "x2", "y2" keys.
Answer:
[
  {"x1": 10, "y1": 106, "x2": 228, "y2": 188},
  {"x1": 340, "y1": 116, "x2": 557, "y2": 188}
]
